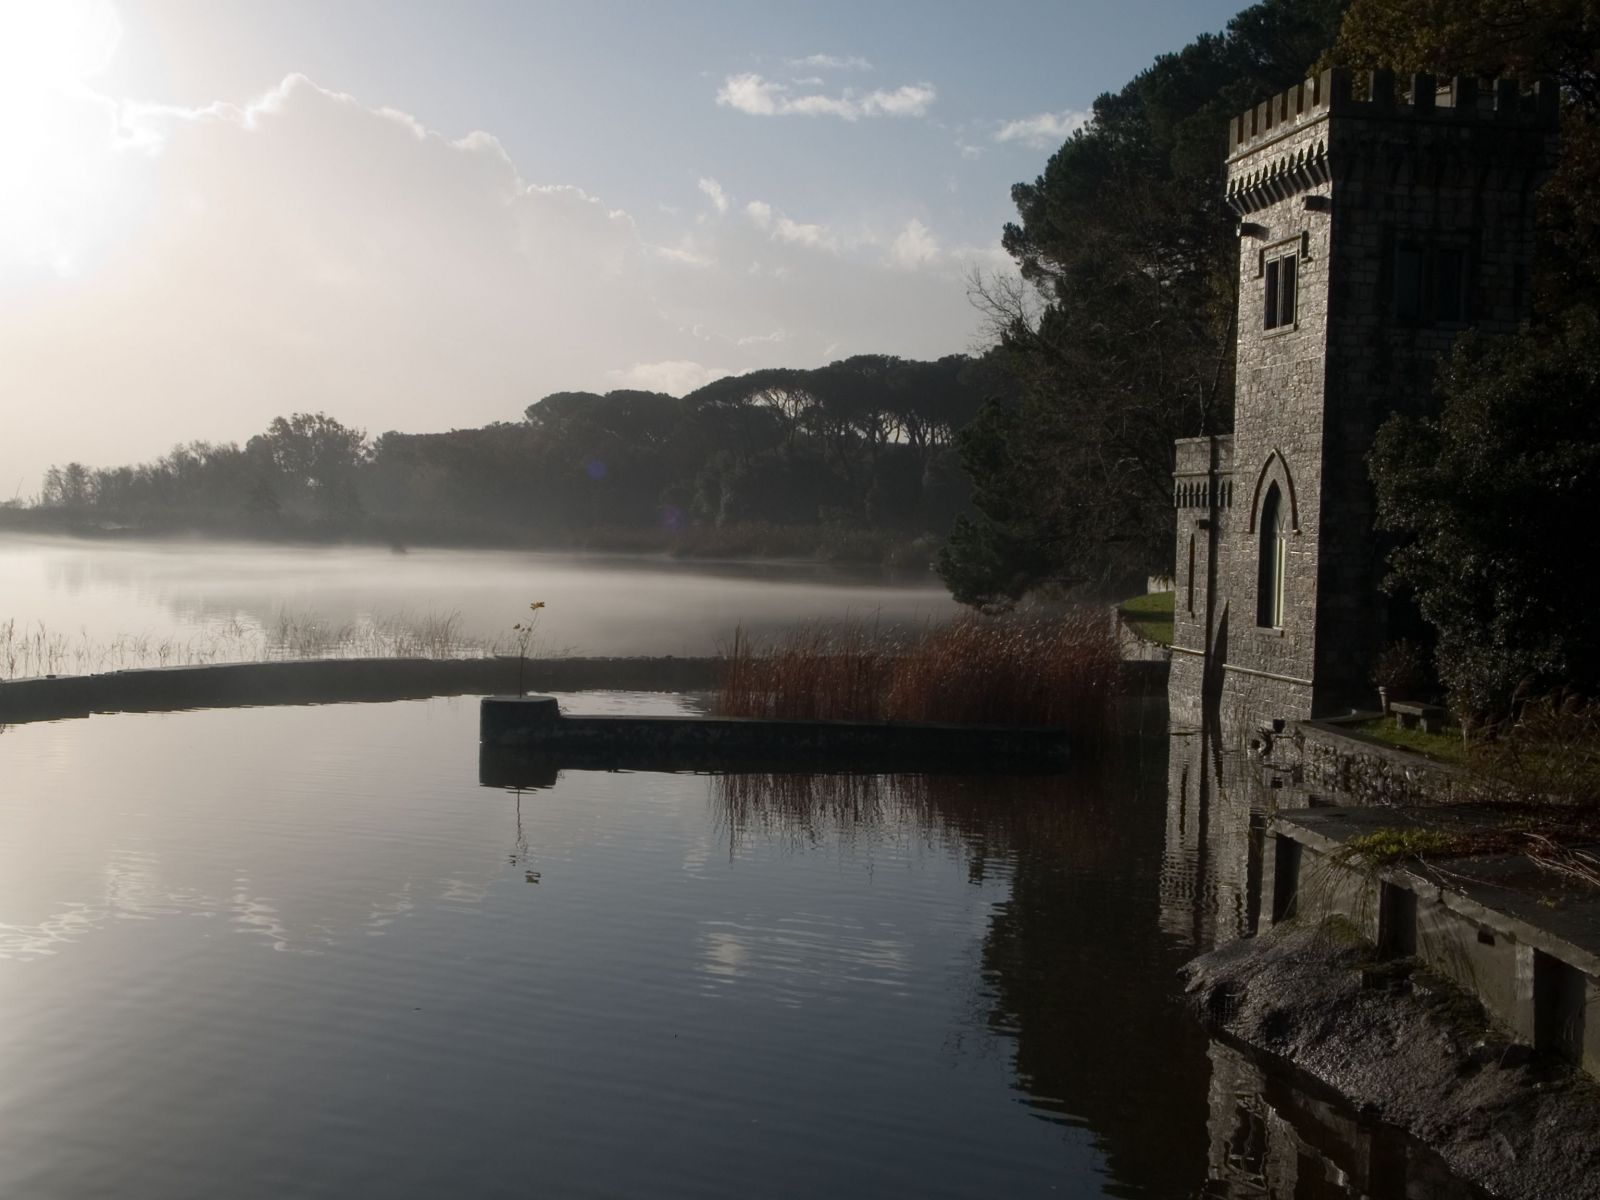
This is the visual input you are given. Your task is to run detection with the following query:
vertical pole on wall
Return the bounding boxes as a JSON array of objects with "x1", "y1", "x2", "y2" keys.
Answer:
[{"x1": 1204, "y1": 436, "x2": 1226, "y2": 671}]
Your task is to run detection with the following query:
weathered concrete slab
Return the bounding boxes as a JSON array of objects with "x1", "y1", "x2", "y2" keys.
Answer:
[
  {"x1": 1269, "y1": 804, "x2": 1600, "y2": 1077},
  {"x1": 479, "y1": 694, "x2": 1072, "y2": 781}
]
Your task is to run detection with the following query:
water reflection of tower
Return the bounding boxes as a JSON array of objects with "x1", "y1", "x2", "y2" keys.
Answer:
[{"x1": 1161, "y1": 697, "x2": 1265, "y2": 952}]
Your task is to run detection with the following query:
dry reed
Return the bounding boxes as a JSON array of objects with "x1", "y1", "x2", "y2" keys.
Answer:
[{"x1": 715, "y1": 610, "x2": 1121, "y2": 744}]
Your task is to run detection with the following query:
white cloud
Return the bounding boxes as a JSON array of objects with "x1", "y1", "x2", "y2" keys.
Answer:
[
  {"x1": 606, "y1": 360, "x2": 737, "y2": 395},
  {"x1": 887, "y1": 219, "x2": 940, "y2": 269},
  {"x1": 716, "y1": 73, "x2": 936, "y2": 121},
  {"x1": 0, "y1": 73, "x2": 985, "y2": 491},
  {"x1": 697, "y1": 176, "x2": 729, "y2": 215},
  {"x1": 788, "y1": 53, "x2": 872, "y2": 71},
  {"x1": 779, "y1": 91, "x2": 858, "y2": 120},
  {"x1": 716, "y1": 73, "x2": 783, "y2": 116},
  {"x1": 655, "y1": 237, "x2": 714, "y2": 267},
  {"x1": 994, "y1": 109, "x2": 1092, "y2": 149},
  {"x1": 862, "y1": 84, "x2": 937, "y2": 118},
  {"x1": 743, "y1": 198, "x2": 834, "y2": 253},
  {"x1": 773, "y1": 217, "x2": 837, "y2": 252}
]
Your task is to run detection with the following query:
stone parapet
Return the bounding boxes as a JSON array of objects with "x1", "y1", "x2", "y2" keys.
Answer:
[
  {"x1": 1228, "y1": 67, "x2": 1559, "y2": 161},
  {"x1": 1173, "y1": 435, "x2": 1234, "y2": 511},
  {"x1": 1226, "y1": 69, "x2": 1558, "y2": 214}
]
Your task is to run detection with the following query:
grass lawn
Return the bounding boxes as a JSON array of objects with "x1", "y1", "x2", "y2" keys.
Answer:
[
  {"x1": 1352, "y1": 717, "x2": 1468, "y2": 764},
  {"x1": 1118, "y1": 590, "x2": 1174, "y2": 646}
]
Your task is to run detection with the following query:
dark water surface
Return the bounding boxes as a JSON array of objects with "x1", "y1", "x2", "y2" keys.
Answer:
[{"x1": 1, "y1": 695, "x2": 1474, "y2": 1198}]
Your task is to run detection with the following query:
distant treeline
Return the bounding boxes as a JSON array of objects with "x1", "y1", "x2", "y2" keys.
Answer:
[{"x1": 22, "y1": 354, "x2": 1002, "y2": 566}]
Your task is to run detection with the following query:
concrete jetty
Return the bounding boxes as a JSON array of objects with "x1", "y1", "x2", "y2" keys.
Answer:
[{"x1": 478, "y1": 694, "x2": 1072, "y2": 783}]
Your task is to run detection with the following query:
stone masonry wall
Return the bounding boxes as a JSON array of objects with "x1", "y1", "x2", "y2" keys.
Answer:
[
  {"x1": 1208, "y1": 69, "x2": 1556, "y2": 726},
  {"x1": 1288, "y1": 719, "x2": 1522, "y2": 807},
  {"x1": 1223, "y1": 112, "x2": 1333, "y2": 723},
  {"x1": 1172, "y1": 434, "x2": 1232, "y2": 663}
]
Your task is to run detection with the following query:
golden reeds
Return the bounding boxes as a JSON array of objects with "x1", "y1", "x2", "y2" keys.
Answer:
[{"x1": 715, "y1": 610, "x2": 1121, "y2": 744}]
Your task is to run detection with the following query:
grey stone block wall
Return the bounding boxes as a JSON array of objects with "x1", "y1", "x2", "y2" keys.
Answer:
[
  {"x1": 1172, "y1": 434, "x2": 1232, "y2": 663},
  {"x1": 1175, "y1": 67, "x2": 1557, "y2": 729}
]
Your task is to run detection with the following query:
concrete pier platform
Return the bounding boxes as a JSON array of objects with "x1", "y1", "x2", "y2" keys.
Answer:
[{"x1": 478, "y1": 694, "x2": 1072, "y2": 782}]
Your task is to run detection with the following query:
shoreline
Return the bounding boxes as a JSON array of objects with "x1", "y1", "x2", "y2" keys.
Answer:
[
  {"x1": 0, "y1": 656, "x2": 722, "y2": 725},
  {"x1": 1, "y1": 653, "x2": 1171, "y2": 727}
]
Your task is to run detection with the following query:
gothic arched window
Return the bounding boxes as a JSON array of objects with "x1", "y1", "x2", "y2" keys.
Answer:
[{"x1": 1257, "y1": 483, "x2": 1287, "y2": 628}]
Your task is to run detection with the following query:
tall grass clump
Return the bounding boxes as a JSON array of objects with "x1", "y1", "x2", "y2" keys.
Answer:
[
  {"x1": 716, "y1": 610, "x2": 1121, "y2": 746},
  {"x1": 718, "y1": 622, "x2": 900, "y2": 722},
  {"x1": 1477, "y1": 689, "x2": 1600, "y2": 807}
]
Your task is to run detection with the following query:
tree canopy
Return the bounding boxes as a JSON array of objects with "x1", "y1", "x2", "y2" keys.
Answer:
[
  {"x1": 1370, "y1": 308, "x2": 1600, "y2": 720},
  {"x1": 1340, "y1": 0, "x2": 1600, "y2": 714},
  {"x1": 1337, "y1": 0, "x2": 1600, "y2": 308},
  {"x1": 33, "y1": 356, "x2": 989, "y2": 555},
  {"x1": 940, "y1": 0, "x2": 1349, "y2": 606}
]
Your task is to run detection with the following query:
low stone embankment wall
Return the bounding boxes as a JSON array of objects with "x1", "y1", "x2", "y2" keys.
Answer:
[
  {"x1": 1286, "y1": 718, "x2": 1522, "y2": 807},
  {"x1": 0, "y1": 656, "x2": 721, "y2": 725}
]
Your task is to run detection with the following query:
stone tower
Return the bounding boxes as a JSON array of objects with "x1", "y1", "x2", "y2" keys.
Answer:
[{"x1": 1171, "y1": 67, "x2": 1559, "y2": 725}]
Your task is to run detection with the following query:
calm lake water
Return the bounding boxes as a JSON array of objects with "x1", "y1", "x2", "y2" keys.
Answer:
[
  {"x1": 0, "y1": 534, "x2": 956, "y2": 674},
  {"x1": 0, "y1": 692, "x2": 1479, "y2": 1198}
]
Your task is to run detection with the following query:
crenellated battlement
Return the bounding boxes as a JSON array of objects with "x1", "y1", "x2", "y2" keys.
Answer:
[{"x1": 1228, "y1": 66, "x2": 1559, "y2": 161}]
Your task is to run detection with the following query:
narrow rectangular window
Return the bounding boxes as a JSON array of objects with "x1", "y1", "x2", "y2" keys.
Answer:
[
  {"x1": 1395, "y1": 246, "x2": 1424, "y2": 322},
  {"x1": 1436, "y1": 248, "x2": 1465, "y2": 323},
  {"x1": 1186, "y1": 535, "x2": 1196, "y2": 615},
  {"x1": 1264, "y1": 253, "x2": 1297, "y2": 330}
]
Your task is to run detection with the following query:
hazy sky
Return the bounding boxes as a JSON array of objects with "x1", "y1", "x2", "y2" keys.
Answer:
[{"x1": 0, "y1": 0, "x2": 1245, "y2": 497}]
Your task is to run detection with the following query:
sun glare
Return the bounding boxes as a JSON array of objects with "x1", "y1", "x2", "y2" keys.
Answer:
[{"x1": 0, "y1": 0, "x2": 132, "y2": 276}]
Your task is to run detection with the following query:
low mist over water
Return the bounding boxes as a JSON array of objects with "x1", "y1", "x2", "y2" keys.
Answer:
[{"x1": 0, "y1": 535, "x2": 956, "y2": 672}]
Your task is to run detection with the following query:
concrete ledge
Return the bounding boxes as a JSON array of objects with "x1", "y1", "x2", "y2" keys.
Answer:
[
  {"x1": 478, "y1": 694, "x2": 1071, "y2": 782},
  {"x1": 1265, "y1": 805, "x2": 1600, "y2": 1078},
  {"x1": 0, "y1": 657, "x2": 721, "y2": 724}
]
